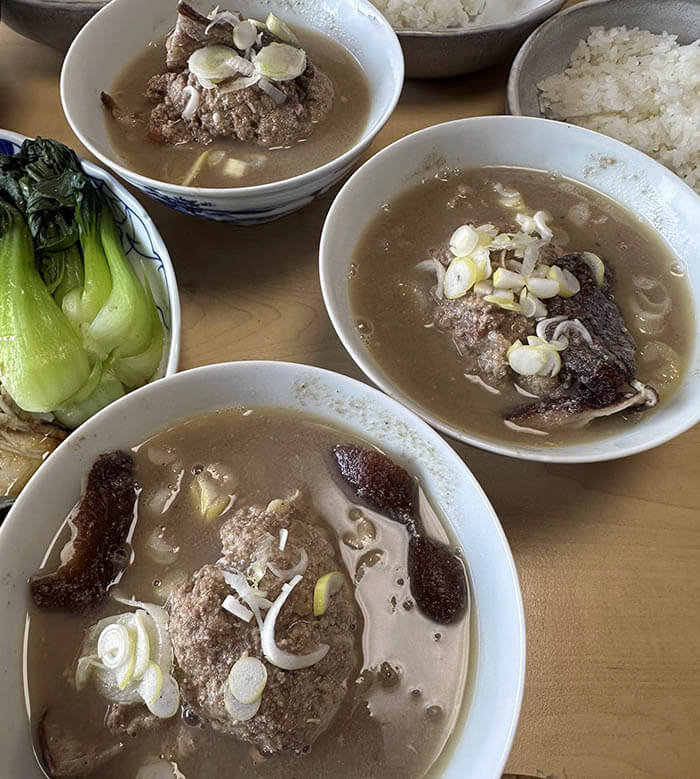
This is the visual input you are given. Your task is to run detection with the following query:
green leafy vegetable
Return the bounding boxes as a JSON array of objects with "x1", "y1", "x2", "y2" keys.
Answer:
[
  {"x1": 53, "y1": 244, "x2": 85, "y2": 306},
  {"x1": 112, "y1": 279, "x2": 164, "y2": 389},
  {"x1": 0, "y1": 136, "x2": 165, "y2": 428},
  {"x1": 53, "y1": 361, "x2": 125, "y2": 428},
  {"x1": 86, "y1": 203, "x2": 152, "y2": 359},
  {"x1": 76, "y1": 184, "x2": 112, "y2": 327},
  {"x1": 0, "y1": 200, "x2": 90, "y2": 412}
]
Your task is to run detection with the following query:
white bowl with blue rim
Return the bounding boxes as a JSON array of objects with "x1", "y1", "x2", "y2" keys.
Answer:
[
  {"x1": 0, "y1": 360, "x2": 525, "y2": 778},
  {"x1": 60, "y1": 0, "x2": 404, "y2": 225},
  {"x1": 0, "y1": 128, "x2": 181, "y2": 423}
]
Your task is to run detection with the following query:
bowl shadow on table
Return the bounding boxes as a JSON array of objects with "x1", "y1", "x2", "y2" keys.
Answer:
[{"x1": 399, "y1": 58, "x2": 512, "y2": 114}]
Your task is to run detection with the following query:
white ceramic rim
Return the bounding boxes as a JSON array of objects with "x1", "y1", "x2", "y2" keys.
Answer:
[
  {"x1": 506, "y1": 0, "x2": 625, "y2": 116},
  {"x1": 319, "y1": 114, "x2": 700, "y2": 464},
  {"x1": 396, "y1": 0, "x2": 566, "y2": 36},
  {"x1": 0, "y1": 360, "x2": 525, "y2": 779},
  {"x1": 0, "y1": 127, "x2": 181, "y2": 378},
  {"x1": 59, "y1": 0, "x2": 404, "y2": 198}
]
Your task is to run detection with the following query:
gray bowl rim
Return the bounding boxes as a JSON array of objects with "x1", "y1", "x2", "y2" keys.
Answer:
[
  {"x1": 3, "y1": 0, "x2": 106, "y2": 10},
  {"x1": 506, "y1": 0, "x2": 700, "y2": 115},
  {"x1": 394, "y1": 0, "x2": 567, "y2": 37}
]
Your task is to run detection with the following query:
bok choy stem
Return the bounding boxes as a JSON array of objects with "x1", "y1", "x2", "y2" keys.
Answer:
[
  {"x1": 0, "y1": 200, "x2": 90, "y2": 412},
  {"x1": 76, "y1": 185, "x2": 112, "y2": 325},
  {"x1": 86, "y1": 202, "x2": 152, "y2": 359}
]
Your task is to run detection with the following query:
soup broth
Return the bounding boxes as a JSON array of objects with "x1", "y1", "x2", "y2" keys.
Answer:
[
  {"x1": 26, "y1": 408, "x2": 471, "y2": 778},
  {"x1": 105, "y1": 27, "x2": 371, "y2": 188},
  {"x1": 349, "y1": 167, "x2": 693, "y2": 445}
]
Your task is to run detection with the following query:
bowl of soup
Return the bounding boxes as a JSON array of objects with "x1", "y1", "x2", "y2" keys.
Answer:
[
  {"x1": 0, "y1": 361, "x2": 524, "y2": 778},
  {"x1": 60, "y1": 0, "x2": 404, "y2": 224},
  {"x1": 319, "y1": 115, "x2": 700, "y2": 462}
]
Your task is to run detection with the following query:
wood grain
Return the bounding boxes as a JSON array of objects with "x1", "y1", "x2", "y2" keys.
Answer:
[{"x1": 1, "y1": 9, "x2": 699, "y2": 777}]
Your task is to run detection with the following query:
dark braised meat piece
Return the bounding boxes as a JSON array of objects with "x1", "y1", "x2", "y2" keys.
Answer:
[
  {"x1": 99, "y1": 92, "x2": 139, "y2": 129},
  {"x1": 547, "y1": 253, "x2": 637, "y2": 405},
  {"x1": 505, "y1": 253, "x2": 658, "y2": 428},
  {"x1": 104, "y1": 703, "x2": 163, "y2": 738},
  {"x1": 332, "y1": 444, "x2": 418, "y2": 530},
  {"x1": 332, "y1": 444, "x2": 468, "y2": 624},
  {"x1": 408, "y1": 536, "x2": 468, "y2": 625},
  {"x1": 38, "y1": 711, "x2": 122, "y2": 778},
  {"x1": 506, "y1": 382, "x2": 658, "y2": 430},
  {"x1": 30, "y1": 451, "x2": 136, "y2": 612},
  {"x1": 166, "y1": 2, "x2": 239, "y2": 70}
]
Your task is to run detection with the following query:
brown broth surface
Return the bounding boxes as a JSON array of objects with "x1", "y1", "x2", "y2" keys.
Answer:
[
  {"x1": 349, "y1": 167, "x2": 694, "y2": 446},
  {"x1": 26, "y1": 408, "x2": 471, "y2": 778},
  {"x1": 105, "y1": 28, "x2": 370, "y2": 187}
]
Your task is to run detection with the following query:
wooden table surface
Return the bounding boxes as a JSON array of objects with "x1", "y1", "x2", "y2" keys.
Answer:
[{"x1": 2, "y1": 8, "x2": 699, "y2": 778}]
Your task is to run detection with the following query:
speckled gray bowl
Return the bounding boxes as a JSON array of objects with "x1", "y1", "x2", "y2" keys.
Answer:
[
  {"x1": 395, "y1": 0, "x2": 567, "y2": 79},
  {"x1": 2, "y1": 0, "x2": 105, "y2": 51},
  {"x1": 507, "y1": 0, "x2": 700, "y2": 116}
]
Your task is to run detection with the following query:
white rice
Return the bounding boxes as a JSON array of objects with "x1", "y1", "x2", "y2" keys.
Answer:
[
  {"x1": 538, "y1": 26, "x2": 700, "y2": 192},
  {"x1": 371, "y1": 0, "x2": 486, "y2": 30}
]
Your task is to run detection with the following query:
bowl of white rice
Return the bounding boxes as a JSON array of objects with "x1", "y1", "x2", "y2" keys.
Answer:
[
  {"x1": 371, "y1": 0, "x2": 567, "y2": 78},
  {"x1": 507, "y1": 0, "x2": 700, "y2": 193},
  {"x1": 2, "y1": 0, "x2": 107, "y2": 51}
]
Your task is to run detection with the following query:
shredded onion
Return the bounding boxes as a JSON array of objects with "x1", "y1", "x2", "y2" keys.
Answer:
[
  {"x1": 268, "y1": 547, "x2": 308, "y2": 581},
  {"x1": 279, "y1": 528, "x2": 288, "y2": 551},
  {"x1": 181, "y1": 86, "x2": 200, "y2": 120},
  {"x1": 204, "y1": 10, "x2": 241, "y2": 35},
  {"x1": 533, "y1": 211, "x2": 553, "y2": 241},
  {"x1": 222, "y1": 594, "x2": 254, "y2": 622},
  {"x1": 504, "y1": 420, "x2": 549, "y2": 436},
  {"x1": 260, "y1": 575, "x2": 329, "y2": 670},
  {"x1": 521, "y1": 243, "x2": 540, "y2": 278},
  {"x1": 219, "y1": 74, "x2": 261, "y2": 93},
  {"x1": 464, "y1": 374, "x2": 501, "y2": 394},
  {"x1": 513, "y1": 382, "x2": 540, "y2": 399},
  {"x1": 552, "y1": 318, "x2": 593, "y2": 346},
  {"x1": 258, "y1": 77, "x2": 287, "y2": 105},
  {"x1": 494, "y1": 182, "x2": 521, "y2": 200}
]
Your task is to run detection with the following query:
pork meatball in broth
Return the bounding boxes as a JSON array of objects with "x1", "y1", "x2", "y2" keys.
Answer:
[
  {"x1": 350, "y1": 166, "x2": 693, "y2": 445},
  {"x1": 102, "y1": 2, "x2": 370, "y2": 187},
  {"x1": 26, "y1": 409, "x2": 471, "y2": 778}
]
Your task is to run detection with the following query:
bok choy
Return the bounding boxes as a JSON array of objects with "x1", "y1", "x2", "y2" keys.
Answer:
[{"x1": 0, "y1": 136, "x2": 165, "y2": 430}]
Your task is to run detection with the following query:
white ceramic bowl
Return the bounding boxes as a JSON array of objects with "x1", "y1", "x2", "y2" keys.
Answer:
[
  {"x1": 319, "y1": 115, "x2": 700, "y2": 463},
  {"x1": 395, "y1": 0, "x2": 567, "y2": 79},
  {"x1": 60, "y1": 0, "x2": 404, "y2": 224},
  {"x1": 0, "y1": 361, "x2": 525, "y2": 779},
  {"x1": 0, "y1": 128, "x2": 180, "y2": 392}
]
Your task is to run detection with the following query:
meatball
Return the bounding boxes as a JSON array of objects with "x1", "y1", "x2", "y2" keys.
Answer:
[{"x1": 168, "y1": 493, "x2": 360, "y2": 754}]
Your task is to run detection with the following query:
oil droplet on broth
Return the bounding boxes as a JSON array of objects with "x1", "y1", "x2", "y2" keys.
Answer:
[
  {"x1": 342, "y1": 517, "x2": 376, "y2": 550},
  {"x1": 355, "y1": 549, "x2": 383, "y2": 582},
  {"x1": 425, "y1": 704, "x2": 443, "y2": 722},
  {"x1": 348, "y1": 507, "x2": 364, "y2": 522},
  {"x1": 347, "y1": 262, "x2": 358, "y2": 280},
  {"x1": 378, "y1": 661, "x2": 401, "y2": 688},
  {"x1": 355, "y1": 319, "x2": 374, "y2": 336}
]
